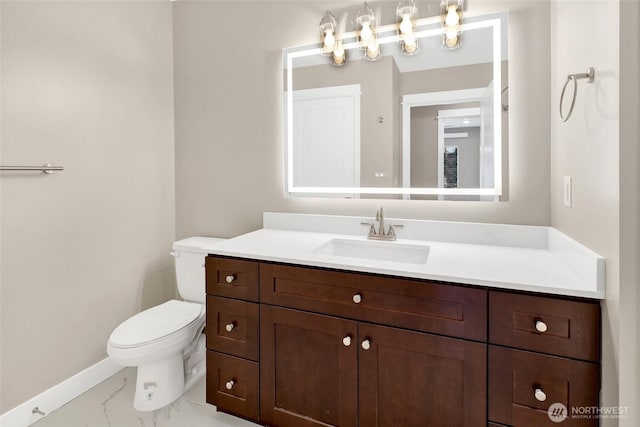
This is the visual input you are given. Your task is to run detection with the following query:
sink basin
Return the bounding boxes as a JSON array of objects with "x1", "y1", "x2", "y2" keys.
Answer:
[{"x1": 313, "y1": 238, "x2": 430, "y2": 264}]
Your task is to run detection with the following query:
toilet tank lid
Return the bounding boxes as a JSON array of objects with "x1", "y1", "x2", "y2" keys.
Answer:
[{"x1": 173, "y1": 237, "x2": 226, "y2": 253}]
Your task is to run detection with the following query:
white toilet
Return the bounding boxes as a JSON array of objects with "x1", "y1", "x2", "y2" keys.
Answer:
[{"x1": 107, "y1": 237, "x2": 224, "y2": 411}]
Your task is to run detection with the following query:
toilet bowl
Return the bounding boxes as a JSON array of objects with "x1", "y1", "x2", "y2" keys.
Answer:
[{"x1": 107, "y1": 237, "x2": 224, "y2": 411}]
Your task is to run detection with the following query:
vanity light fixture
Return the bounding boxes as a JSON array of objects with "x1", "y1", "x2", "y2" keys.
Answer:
[
  {"x1": 441, "y1": 0, "x2": 464, "y2": 49},
  {"x1": 396, "y1": 0, "x2": 419, "y2": 56},
  {"x1": 356, "y1": 2, "x2": 381, "y2": 61},
  {"x1": 317, "y1": 0, "x2": 469, "y2": 67}
]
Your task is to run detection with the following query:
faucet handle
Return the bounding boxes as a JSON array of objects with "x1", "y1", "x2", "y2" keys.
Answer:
[
  {"x1": 385, "y1": 224, "x2": 403, "y2": 240},
  {"x1": 361, "y1": 222, "x2": 377, "y2": 238}
]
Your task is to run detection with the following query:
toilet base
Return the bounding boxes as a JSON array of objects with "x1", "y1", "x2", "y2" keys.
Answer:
[
  {"x1": 132, "y1": 334, "x2": 206, "y2": 412},
  {"x1": 133, "y1": 354, "x2": 185, "y2": 411}
]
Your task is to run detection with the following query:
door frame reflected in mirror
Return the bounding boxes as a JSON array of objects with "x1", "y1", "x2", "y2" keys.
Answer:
[{"x1": 401, "y1": 85, "x2": 498, "y2": 200}]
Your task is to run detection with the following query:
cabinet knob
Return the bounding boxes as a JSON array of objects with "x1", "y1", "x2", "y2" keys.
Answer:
[
  {"x1": 361, "y1": 339, "x2": 371, "y2": 350},
  {"x1": 534, "y1": 387, "x2": 547, "y2": 402},
  {"x1": 225, "y1": 379, "x2": 236, "y2": 390},
  {"x1": 225, "y1": 322, "x2": 236, "y2": 332},
  {"x1": 352, "y1": 293, "x2": 362, "y2": 304},
  {"x1": 535, "y1": 320, "x2": 548, "y2": 333},
  {"x1": 342, "y1": 335, "x2": 352, "y2": 347},
  {"x1": 225, "y1": 274, "x2": 236, "y2": 284}
]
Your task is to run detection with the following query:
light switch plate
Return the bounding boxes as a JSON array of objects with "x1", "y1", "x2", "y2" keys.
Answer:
[{"x1": 563, "y1": 176, "x2": 572, "y2": 207}]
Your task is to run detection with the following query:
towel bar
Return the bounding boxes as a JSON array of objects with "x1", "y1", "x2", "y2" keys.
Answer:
[{"x1": 0, "y1": 164, "x2": 64, "y2": 174}]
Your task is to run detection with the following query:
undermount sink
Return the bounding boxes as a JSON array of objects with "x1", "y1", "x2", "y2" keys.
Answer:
[{"x1": 313, "y1": 238, "x2": 430, "y2": 264}]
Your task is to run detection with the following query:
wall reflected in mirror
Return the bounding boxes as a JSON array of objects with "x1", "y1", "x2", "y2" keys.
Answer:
[{"x1": 284, "y1": 10, "x2": 508, "y2": 200}]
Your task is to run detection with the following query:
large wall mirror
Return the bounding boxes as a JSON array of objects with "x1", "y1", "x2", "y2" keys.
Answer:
[{"x1": 284, "y1": 8, "x2": 508, "y2": 200}]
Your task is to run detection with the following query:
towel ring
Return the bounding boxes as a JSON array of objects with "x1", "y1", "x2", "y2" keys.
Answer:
[
  {"x1": 559, "y1": 67, "x2": 595, "y2": 122},
  {"x1": 501, "y1": 86, "x2": 509, "y2": 112}
]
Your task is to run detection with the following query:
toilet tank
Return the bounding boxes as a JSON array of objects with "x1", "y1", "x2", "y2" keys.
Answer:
[{"x1": 172, "y1": 237, "x2": 226, "y2": 304}]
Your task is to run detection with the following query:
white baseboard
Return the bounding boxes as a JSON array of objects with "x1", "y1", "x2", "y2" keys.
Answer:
[{"x1": 0, "y1": 358, "x2": 122, "y2": 427}]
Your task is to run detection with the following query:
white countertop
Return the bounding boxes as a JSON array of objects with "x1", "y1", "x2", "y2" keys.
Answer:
[{"x1": 203, "y1": 213, "x2": 605, "y2": 300}]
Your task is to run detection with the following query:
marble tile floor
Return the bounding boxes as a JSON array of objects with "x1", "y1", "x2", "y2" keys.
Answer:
[{"x1": 33, "y1": 368, "x2": 259, "y2": 427}]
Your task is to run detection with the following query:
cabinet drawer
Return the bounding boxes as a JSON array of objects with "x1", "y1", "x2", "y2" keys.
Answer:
[
  {"x1": 206, "y1": 351, "x2": 259, "y2": 422},
  {"x1": 260, "y1": 263, "x2": 487, "y2": 341},
  {"x1": 489, "y1": 346, "x2": 598, "y2": 427},
  {"x1": 489, "y1": 291, "x2": 600, "y2": 361},
  {"x1": 206, "y1": 256, "x2": 259, "y2": 302},
  {"x1": 206, "y1": 296, "x2": 259, "y2": 361}
]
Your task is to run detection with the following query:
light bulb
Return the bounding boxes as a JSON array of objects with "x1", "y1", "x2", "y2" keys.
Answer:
[
  {"x1": 366, "y1": 42, "x2": 379, "y2": 60},
  {"x1": 445, "y1": 5, "x2": 459, "y2": 27},
  {"x1": 403, "y1": 40, "x2": 417, "y2": 54},
  {"x1": 445, "y1": 34, "x2": 458, "y2": 48},
  {"x1": 404, "y1": 35, "x2": 416, "y2": 47},
  {"x1": 399, "y1": 14, "x2": 413, "y2": 35},
  {"x1": 324, "y1": 29, "x2": 336, "y2": 50},
  {"x1": 360, "y1": 22, "x2": 373, "y2": 42},
  {"x1": 333, "y1": 41, "x2": 345, "y2": 65}
]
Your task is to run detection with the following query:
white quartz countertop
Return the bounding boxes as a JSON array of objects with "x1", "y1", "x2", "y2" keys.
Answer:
[{"x1": 203, "y1": 213, "x2": 605, "y2": 299}]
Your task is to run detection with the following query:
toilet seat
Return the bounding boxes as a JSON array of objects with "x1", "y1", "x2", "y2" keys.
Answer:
[
  {"x1": 107, "y1": 300, "x2": 204, "y2": 365},
  {"x1": 110, "y1": 300, "x2": 203, "y2": 348}
]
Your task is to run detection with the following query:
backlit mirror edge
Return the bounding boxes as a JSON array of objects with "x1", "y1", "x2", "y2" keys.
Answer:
[{"x1": 284, "y1": 12, "x2": 507, "y2": 199}]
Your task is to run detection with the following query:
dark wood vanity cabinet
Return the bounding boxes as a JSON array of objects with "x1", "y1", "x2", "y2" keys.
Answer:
[
  {"x1": 205, "y1": 257, "x2": 261, "y2": 422},
  {"x1": 205, "y1": 255, "x2": 601, "y2": 427},
  {"x1": 259, "y1": 263, "x2": 487, "y2": 426},
  {"x1": 260, "y1": 305, "x2": 486, "y2": 427}
]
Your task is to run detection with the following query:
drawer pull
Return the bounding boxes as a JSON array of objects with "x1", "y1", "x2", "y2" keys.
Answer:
[
  {"x1": 225, "y1": 379, "x2": 236, "y2": 390},
  {"x1": 361, "y1": 339, "x2": 371, "y2": 350},
  {"x1": 352, "y1": 293, "x2": 362, "y2": 304},
  {"x1": 342, "y1": 335, "x2": 352, "y2": 347},
  {"x1": 535, "y1": 320, "x2": 548, "y2": 333},
  {"x1": 534, "y1": 387, "x2": 547, "y2": 402},
  {"x1": 225, "y1": 274, "x2": 237, "y2": 284},
  {"x1": 225, "y1": 321, "x2": 236, "y2": 332}
]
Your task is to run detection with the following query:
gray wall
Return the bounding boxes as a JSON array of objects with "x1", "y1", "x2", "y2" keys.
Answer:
[
  {"x1": 0, "y1": 1, "x2": 175, "y2": 411},
  {"x1": 619, "y1": 1, "x2": 640, "y2": 422},
  {"x1": 400, "y1": 61, "x2": 494, "y2": 95},
  {"x1": 550, "y1": 1, "x2": 633, "y2": 425},
  {"x1": 173, "y1": 0, "x2": 551, "y2": 241}
]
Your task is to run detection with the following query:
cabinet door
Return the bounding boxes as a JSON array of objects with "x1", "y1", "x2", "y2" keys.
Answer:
[
  {"x1": 260, "y1": 305, "x2": 358, "y2": 427},
  {"x1": 359, "y1": 323, "x2": 487, "y2": 427}
]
